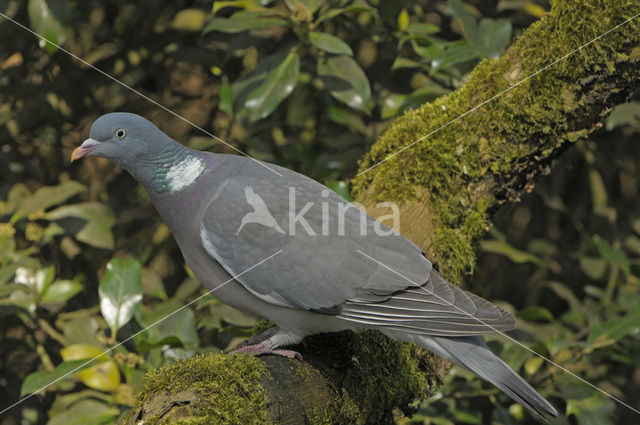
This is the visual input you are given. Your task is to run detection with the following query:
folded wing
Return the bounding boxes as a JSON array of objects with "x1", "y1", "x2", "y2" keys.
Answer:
[
  {"x1": 339, "y1": 270, "x2": 516, "y2": 336},
  {"x1": 200, "y1": 156, "x2": 515, "y2": 336}
]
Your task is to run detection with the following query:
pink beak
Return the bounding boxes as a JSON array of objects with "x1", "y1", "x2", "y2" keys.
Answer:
[{"x1": 71, "y1": 138, "x2": 100, "y2": 162}]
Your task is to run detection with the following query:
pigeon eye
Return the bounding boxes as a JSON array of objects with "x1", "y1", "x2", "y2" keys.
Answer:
[{"x1": 115, "y1": 128, "x2": 127, "y2": 139}]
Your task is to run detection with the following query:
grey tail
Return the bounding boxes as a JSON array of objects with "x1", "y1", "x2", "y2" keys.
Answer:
[{"x1": 386, "y1": 332, "x2": 558, "y2": 421}]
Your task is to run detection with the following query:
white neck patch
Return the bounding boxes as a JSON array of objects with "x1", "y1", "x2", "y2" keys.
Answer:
[{"x1": 165, "y1": 156, "x2": 206, "y2": 192}]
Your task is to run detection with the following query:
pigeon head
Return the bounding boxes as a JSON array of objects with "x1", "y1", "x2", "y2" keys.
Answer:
[
  {"x1": 71, "y1": 112, "x2": 172, "y2": 168},
  {"x1": 72, "y1": 112, "x2": 208, "y2": 195}
]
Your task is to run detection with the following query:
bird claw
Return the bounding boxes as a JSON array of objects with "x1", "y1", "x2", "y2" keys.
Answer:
[
  {"x1": 229, "y1": 343, "x2": 302, "y2": 360},
  {"x1": 271, "y1": 349, "x2": 303, "y2": 360},
  {"x1": 228, "y1": 326, "x2": 302, "y2": 359}
]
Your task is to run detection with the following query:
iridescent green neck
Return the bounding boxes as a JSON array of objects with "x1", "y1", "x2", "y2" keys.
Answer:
[{"x1": 138, "y1": 145, "x2": 206, "y2": 194}]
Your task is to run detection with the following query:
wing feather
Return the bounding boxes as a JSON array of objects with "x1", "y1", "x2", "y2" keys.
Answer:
[
  {"x1": 200, "y1": 157, "x2": 431, "y2": 310},
  {"x1": 338, "y1": 270, "x2": 515, "y2": 336},
  {"x1": 200, "y1": 155, "x2": 514, "y2": 337}
]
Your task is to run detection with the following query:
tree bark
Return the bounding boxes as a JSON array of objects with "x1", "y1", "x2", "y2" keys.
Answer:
[{"x1": 122, "y1": 1, "x2": 640, "y2": 424}]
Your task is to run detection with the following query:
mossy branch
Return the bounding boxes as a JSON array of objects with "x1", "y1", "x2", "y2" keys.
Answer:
[
  {"x1": 353, "y1": 0, "x2": 640, "y2": 282},
  {"x1": 122, "y1": 1, "x2": 640, "y2": 424},
  {"x1": 121, "y1": 331, "x2": 443, "y2": 424}
]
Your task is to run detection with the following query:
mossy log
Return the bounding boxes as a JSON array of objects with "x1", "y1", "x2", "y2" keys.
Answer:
[
  {"x1": 354, "y1": 0, "x2": 640, "y2": 281},
  {"x1": 122, "y1": 1, "x2": 640, "y2": 424},
  {"x1": 121, "y1": 331, "x2": 445, "y2": 425}
]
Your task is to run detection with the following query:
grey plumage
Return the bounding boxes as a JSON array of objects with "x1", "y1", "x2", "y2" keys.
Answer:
[
  {"x1": 73, "y1": 112, "x2": 558, "y2": 421},
  {"x1": 341, "y1": 270, "x2": 517, "y2": 336},
  {"x1": 389, "y1": 332, "x2": 558, "y2": 419}
]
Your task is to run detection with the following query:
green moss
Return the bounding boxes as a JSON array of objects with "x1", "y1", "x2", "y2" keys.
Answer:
[
  {"x1": 251, "y1": 319, "x2": 276, "y2": 335},
  {"x1": 120, "y1": 354, "x2": 272, "y2": 425},
  {"x1": 352, "y1": 0, "x2": 640, "y2": 281},
  {"x1": 298, "y1": 330, "x2": 439, "y2": 424}
]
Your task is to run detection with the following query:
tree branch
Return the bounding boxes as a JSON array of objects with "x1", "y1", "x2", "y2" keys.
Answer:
[{"x1": 353, "y1": 0, "x2": 640, "y2": 281}]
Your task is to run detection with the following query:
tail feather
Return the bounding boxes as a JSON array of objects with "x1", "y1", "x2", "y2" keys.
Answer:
[
  {"x1": 384, "y1": 331, "x2": 558, "y2": 421},
  {"x1": 436, "y1": 336, "x2": 558, "y2": 420}
]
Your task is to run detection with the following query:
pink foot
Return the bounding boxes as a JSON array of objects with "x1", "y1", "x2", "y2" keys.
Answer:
[
  {"x1": 230, "y1": 343, "x2": 302, "y2": 359},
  {"x1": 228, "y1": 327, "x2": 303, "y2": 359}
]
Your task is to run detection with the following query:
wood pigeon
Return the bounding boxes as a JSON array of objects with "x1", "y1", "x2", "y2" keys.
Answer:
[{"x1": 72, "y1": 112, "x2": 558, "y2": 420}]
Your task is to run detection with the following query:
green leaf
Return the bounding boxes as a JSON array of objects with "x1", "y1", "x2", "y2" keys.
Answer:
[
  {"x1": 171, "y1": 8, "x2": 208, "y2": 32},
  {"x1": 98, "y1": 257, "x2": 142, "y2": 335},
  {"x1": 326, "y1": 181, "x2": 353, "y2": 202},
  {"x1": 135, "y1": 335, "x2": 184, "y2": 354},
  {"x1": 173, "y1": 277, "x2": 202, "y2": 301},
  {"x1": 21, "y1": 359, "x2": 95, "y2": 396},
  {"x1": 203, "y1": 10, "x2": 288, "y2": 34},
  {"x1": 137, "y1": 300, "x2": 199, "y2": 349},
  {"x1": 583, "y1": 285, "x2": 605, "y2": 299},
  {"x1": 579, "y1": 257, "x2": 607, "y2": 280},
  {"x1": 587, "y1": 308, "x2": 640, "y2": 348},
  {"x1": 390, "y1": 57, "x2": 426, "y2": 71},
  {"x1": 632, "y1": 217, "x2": 640, "y2": 236},
  {"x1": 14, "y1": 180, "x2": 85, "y2": 219},
  {"x1": 623, "y1": 234, "x2": 640, "y2": 256},
  {"x1": 45, "y1": 202, "x2": 115, "y2": 249},
  {"x1": 566, "y1": 393, "x2": 614, "y2": 425},
  {"x1": 47, "y1": 399, "x2": 118, "y2": 425},
  {"x1": 327, "y1": 105, "x2": 366, "y2": 134},
  {"x1": 232, "y1": 50, "x2": 291, "y2": 116},
  {"x1": 212, "y1": 1, "x2": 268, "y2": 15},
  {"x1": 397, "y1": 9, "x2": 409, "y2": 31},
  {"x1": 381, "y1": 85, "x2": 450, "y2": 119},
  {"x1": 382, "y1": 94, "x2": 411, "y2": 119},
  {"x1": 477, "y1": 18, "x2": 512, "y2": 58},
  {"x1": 499, "y1": 344, "x2": 530, "y2": 371},
  {"x1": 449, "y1": 0, "x2": 479, "y2": 44},
  {"x1": 588, "y1": 169, "x2": 608, "y2": 214},
  {"x1": 309, "y1": 32, "x2": 353, "y2": 55},
  {"x1": 42, "y1": 221, "x2": 65, "y2": 244},
  {"x1": 48, "y1": 389, "x2": 112, "y2": 419},
  {"x1": 592, "y1": 235, "x2": 630, "y2": 275},
  {"x1": 480, "y1": 239, "x2": 545, "y2": 266},
  {"x1": 218, "y1": 83, "x2": 233, "y2": 117},
  {"x1": 524, "y1": 356, "x2": 544, "y2": 376},
  {"x1": 60, "y1": 344, "x2": 121, "y2": 392},
  {"x1": 244, "y1": 50, "x2": 300, "y2": 121},
  {"x1": 63, "y1": 316, "x2": 101, "y2": 345},
  {"x1": 27, "y1": 0, "x2": 71, "y2": 54},
  {"x1": 451, "y1": 408, "x2": 482, "y2": 424},
  {"x1": 285, "y1": 0, "x2": 321, "y2": 14},
  {"x1": 605, "y1": 101, "x2": 640, "y2": 131},
  {"x1": 41, "y1": 279, "x2": 83, "y2": 304},
  {"x1": 208, "y1": 303, "x2": 258, "y2": 328},
  {"x1": 318, "y1": 55, "x2": 371, "y2": 114},
  {"x1": 35, "y1": 265, "x2": 55, "y2": 295},
  {"x1": 0, "y1": 262, "x2": 17, "y2": 286},
  {"x1": 429, "y1": 42, "x2": 480, "y2": 73},
  {"x1": 406, "y1": 23, "x2": 440, "y2": 37},
  {"x1": 526, "y1": 238, "x2": 558, "y2": 256},
  {"x1": 316, "y1": 4, "x2": 373, "y2": 24},
  {"x1": 0, "y1": 304, "x2": 30, "y2": 317},
  {"x1": 141, "y1": 268, "x2": 167, "y2": 300},
  {"x1": 519, "y1": 306, "x2": 554, "y2": 322}
]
